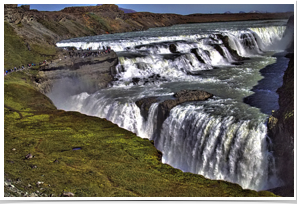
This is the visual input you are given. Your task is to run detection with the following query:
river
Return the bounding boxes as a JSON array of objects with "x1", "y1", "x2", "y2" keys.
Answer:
[{"x1": 51, "y1": 19, "x2": 290, "y2": 191}]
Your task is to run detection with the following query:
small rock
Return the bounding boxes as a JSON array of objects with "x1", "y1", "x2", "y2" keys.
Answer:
[
  {"x1": 36, "y1": 190, "x2": 39, "y2": 194},
  {"x1": 36, "y1": 181, "x2": 44, "y2": 187},
  {"x1": 29, "y1": 193, "x2": 38, "y2": 197},
  {"x1": 62, "y1": 192, "x2": 74, "y2": 197},
  {"x1": 28, "y1": 184, "x2": 32, "y2": 188},
  {"x1": 12, "y1": 148, "x2": 16, "y2": 151},
  {"x1": 31, "y1": 165, "x2": 37, "y2": 169},
  {"x1": 50, "y1": 193, "x2": 55, "y2": 197},
  {"x1": 25, "y1": 153, "x2": 33, "y2": 159}
]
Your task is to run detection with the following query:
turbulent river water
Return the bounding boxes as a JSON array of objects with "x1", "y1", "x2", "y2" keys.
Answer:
[{"x1": 52, "y1": 19, "x2": 290, "y2": 191}]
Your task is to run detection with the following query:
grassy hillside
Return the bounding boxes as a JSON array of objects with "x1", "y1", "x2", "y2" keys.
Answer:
[{"x1": 4, "y1": 22, "x2": 57, "y2": 70}]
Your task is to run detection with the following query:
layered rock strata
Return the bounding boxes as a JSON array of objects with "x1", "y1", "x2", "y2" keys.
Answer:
[{"x1": 35, "y1": 51, "x2": 118, "y2": 94}]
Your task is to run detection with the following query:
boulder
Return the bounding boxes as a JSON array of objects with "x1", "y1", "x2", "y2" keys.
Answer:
[
  {"x1": 158, "y1": 90, "x2": 213, "y2": 122},
  {"x1": 135, "y1": 97, "x2": 159, "y2": 120},
  {"x1": 169, "y1": 44, "x2": 178, "y2": 53},
  {"x1": 136, "y1": 89, "x2": 213, "y2": 123}
]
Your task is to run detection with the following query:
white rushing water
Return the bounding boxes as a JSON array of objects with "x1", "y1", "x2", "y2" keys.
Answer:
[{"x1": 51, "y1": 19, "x2": 290, "y2": 191}]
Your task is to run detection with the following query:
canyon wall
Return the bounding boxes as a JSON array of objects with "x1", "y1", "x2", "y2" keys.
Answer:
[
  {"x1": 35, "y1": 51, "x2": 118, "y2": 94},
  {"x1": 267, "y1": 15, "x2": 294, "y2": 197}
]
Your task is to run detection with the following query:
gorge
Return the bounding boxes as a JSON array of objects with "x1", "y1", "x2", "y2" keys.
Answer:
[
  {"x1": 4, "y1": 4, "x2": 294, "y2": 198},
  {"x1": 49, "y1": 19, "x2": 293, "y2": 193}
]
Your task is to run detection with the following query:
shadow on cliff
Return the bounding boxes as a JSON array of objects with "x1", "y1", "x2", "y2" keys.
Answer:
[{"x1": 243, "y1": 52, "x2": 290, "y2": 115}]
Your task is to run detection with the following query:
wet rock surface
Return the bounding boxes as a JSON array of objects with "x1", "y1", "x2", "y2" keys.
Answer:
[
  {"x1": 158, "y1": 90, "x2": 214, "y2": 121},
  {"x1": 136, "y1": 89, "x2": 213, "y2": 145},
  {"x1": 136, "y1": 89, "x2": 213, "y2": 122}
]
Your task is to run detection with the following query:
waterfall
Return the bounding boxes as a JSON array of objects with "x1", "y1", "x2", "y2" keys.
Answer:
[
  {"x1": 250, "y1": 26, "x2": 286, "y2": 50},
  {"x1": 52, "y1": 21, "x2": 288, "y2": 191},
  {"x1": 156, "y1": 104, "x2": 280, "y2": 191}
]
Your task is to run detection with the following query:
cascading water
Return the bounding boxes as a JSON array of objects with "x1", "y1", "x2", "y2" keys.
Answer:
[
  {"x1": 157, "y1": 102, "x2": 280, "y2": 190},
  {"x1": 51, "y1": 19, "x2": 289, "y2": 191}
]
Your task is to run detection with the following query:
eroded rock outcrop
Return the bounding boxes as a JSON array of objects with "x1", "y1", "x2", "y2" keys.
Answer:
[
  {"x1": 136, "y1": 89, "x2": 213, "y2": 122},
  {"x1": 35, "y1": 51, "x2": 118, "y2": 94},
  {"x1": 158, "y1": 90, "x2": 213, "y2": 122},
  {"x1": 210, "y1": 34, "x2": 249, "y2": 65},
  {"x1": 136, "y1": 89, "x2": 213, "y2": 144}
]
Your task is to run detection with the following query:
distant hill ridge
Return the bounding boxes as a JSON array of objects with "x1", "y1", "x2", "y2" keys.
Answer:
[
  {"x1": 4, "y1": 3, "x2": 293, "y2": 49},
  {"x1": 97, "y1": 4, "x2": 136, "y2": 13}
]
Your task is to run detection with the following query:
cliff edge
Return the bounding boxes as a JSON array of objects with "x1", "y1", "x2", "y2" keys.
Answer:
[{"x1": 267, "y1": 15, "x2": 294, "y2": 197}]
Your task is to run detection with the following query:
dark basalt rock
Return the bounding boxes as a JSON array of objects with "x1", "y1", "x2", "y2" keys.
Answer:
[
  {"x1": 190, "y1": 49, "x2": 205, "y2": 64},
  {"x1": 135, "y1": 97, "x2": 159, "y2": 121},
  {"x1": 136, "y1": 89, "x2": 213, "y2": 122},
  {"x1": 215, "y1": 34, "x2": 249, "y2": 61},
  {"x1": 158, "y1": 90, "x2": 213, "y2": 122},
  {"x1": 169, "y1": 44, "x2": 178, "y2": 53},
  {"x1": 136, "y1": 89, "x2": 213, "y2": 144}
]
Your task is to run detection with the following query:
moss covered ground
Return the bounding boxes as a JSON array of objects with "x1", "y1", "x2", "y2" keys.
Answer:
[{"x1": 4, "y1": 19, "x2": 278, "y2": 197}]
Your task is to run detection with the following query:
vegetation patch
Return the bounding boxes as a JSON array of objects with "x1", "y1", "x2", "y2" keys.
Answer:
[
  {"x1": 4, "y1": 22, "x2": 57, "y2": 70},
  {"x1": 87, "y1": 13, "x2": 112, "y2": 33}
]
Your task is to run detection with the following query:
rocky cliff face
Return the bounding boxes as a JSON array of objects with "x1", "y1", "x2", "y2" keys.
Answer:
[
  {"x1": 267, "y1": 16, "x2": 294, "y2": 197},
  {"x1": 35, "y1": 51, "x2": 118, "y2": 94}
]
